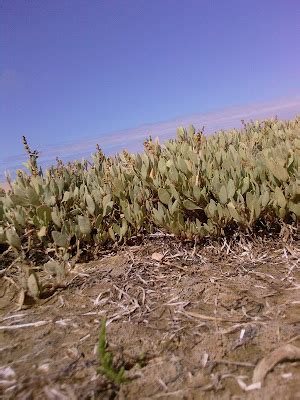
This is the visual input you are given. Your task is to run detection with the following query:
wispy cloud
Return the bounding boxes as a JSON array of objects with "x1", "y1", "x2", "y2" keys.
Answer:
[
  {"x1": 1, "y1": 96, "x2": 299, "y2": 180},
  {"x1": 27, "y1": 95, "x2": 300, "y2": 156}
]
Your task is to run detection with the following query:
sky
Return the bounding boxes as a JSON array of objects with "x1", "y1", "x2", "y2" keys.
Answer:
[{"x1": 1, "y1": 0, "x2": 300, "y2": 180}]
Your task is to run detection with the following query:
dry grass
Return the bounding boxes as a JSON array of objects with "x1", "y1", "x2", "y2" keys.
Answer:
[{"x1": 0, "y1": 234, "x2": 300, "y2": 399}]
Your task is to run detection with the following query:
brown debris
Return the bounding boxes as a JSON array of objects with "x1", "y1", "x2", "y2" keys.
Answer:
[
  {"x1": 0, "y1": 236, "x2": 300, "y2": 399},
  {"x1": 253, "y1": 344, "x2": 300, "y2": 384}
]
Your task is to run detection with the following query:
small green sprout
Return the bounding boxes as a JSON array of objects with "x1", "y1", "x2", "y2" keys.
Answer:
[{"x1": 97, "y1": 317, "x2": 126, "y2": 385}]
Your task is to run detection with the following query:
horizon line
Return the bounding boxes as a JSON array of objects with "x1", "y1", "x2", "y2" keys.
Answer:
[{"x1": 1, "y1": 94, "x2": 300, "y2": 182}]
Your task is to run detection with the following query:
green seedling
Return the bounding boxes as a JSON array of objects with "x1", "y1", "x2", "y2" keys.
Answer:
[{"x1": 97, "y1": 317, "x2": 126, "y2": 385}]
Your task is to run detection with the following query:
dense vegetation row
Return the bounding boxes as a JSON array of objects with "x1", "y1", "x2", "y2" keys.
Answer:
[{"x1": 0, "y1": 117, "x2": 299, "y2": 262}]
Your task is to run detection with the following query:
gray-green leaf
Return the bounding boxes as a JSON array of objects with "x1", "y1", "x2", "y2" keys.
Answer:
[{"x1": 78, "y1": 215, "x2": 91, "y2": 235}]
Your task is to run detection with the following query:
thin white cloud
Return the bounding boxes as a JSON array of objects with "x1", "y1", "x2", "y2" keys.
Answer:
[
  {"x1": 36, "y1": 95, "x2": 300, "y2": 156},
  {"x1": 1, "y1": 95, "x2": 300, "y2": 180}
]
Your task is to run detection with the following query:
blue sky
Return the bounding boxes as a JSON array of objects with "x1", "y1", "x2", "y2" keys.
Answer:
[{"x1": 1, "y1": 0, "x2": 300, "y2": 179}]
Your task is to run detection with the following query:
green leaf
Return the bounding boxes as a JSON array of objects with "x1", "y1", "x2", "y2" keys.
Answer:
[
  {"x1": 219, "y1": 185, "x2": 227, "y2": 204},
  {"x1": 102, "y1": 194, "x2": 111, "y2": 210},
  {"x1": 217, "y1": 203, "x2": 225, "y2": 219},
  {"x1": 188, "y1": 124, "x2": 195, "y2": 137},
  {"x1": 10, "y1": 194, "x2": 29, "y2": 207},
  {"x1": 37, "y1": 205, "x2": 52, "y2": 225},
  {"x1": 51, "y1": 209, "x2": 62, "y2": 228},
  {"x1": 261, "y1": 190, "x2": 270, "y2": 207},
  {"x1": 52, "y1": 231, "x2": 69, "y2": 248},
  {"x1": 141, "y1": 163, "x2": 150, "y2": 180},
  {"x1": 6, "y1": 229, "x2": 21, "y2": 250},
  {"x1": 14, "y1": 209, "x2": 26, "y2": 226},
  {"x1": 207, "y1": 200, "x2": 217, "y2": 217},
  {"x1": 279, "y1": 207, "x2": 286, "y2": 219},
  {"x1": 57, "y1": 177, "x2": 65, "y2": 197},
  {"x1": 26, "y1": 186, "x2": 40, "y2": 206},
  {"x1": 95, "y1": 214, "x2": 103, "y2": 228},
  {"x1": 120, "y1": 219, "x2": 128, "y2": 237},
  {"x1": 177, "y1": 158, "x2": 189, "y2": 175},
  {"x1": 227, "y1": 179, "x2": 235, "y2": 198},
  {"x1": 177, "y1": 126, "x2": 186, "y2": 139},
  {"x1": 241, "y1": 176, "x2": 250, "y2": 195},
  {"x1": 78, "y1": 215, "x2": 91, "y2": 235},
  {"x1": 62, "y1": 191, "x2": 70, "y2": 202},
  {"x1": 152, "y1": 206, "x2": 164, "y2": 225},
  {"x1": 103, "y1": 200, "x2": 114, "y2": 217},
  {"x1": 254, "y1": 202, "x2": 261, "y2": 219},
  {"x1": 274, "y1": 187, "x2": 286, "y2": 208},
  {"x1": 168, "y1": 166, "x2": 179, "y2": 182},
  {"x1": 22, "y1": 161, "x2": 30, "y2": 170},
  {"x1": 158, "y1": 188, "x2": 171, "y2": 205},
  {"x1": 37, "y1": 226, "x2": 47, "y2": 238},
  {"x1": 158, "y1": 159, "x2": 167, "y2": 175},
  {"x1": 86, "y1": 193, "x2": 95, "y2": 215},
  {"x1": 193, "y1": 186, "x2": 201, "y2": 201},
  {"x1": 44, "y1": 260, "x2": 65, "y2": 280},
  {"x1": 183, "y1": 199, "x2": 200, "y2": 210},
  {"x1": 266, "y1": 160, "x2": 289, "y2": 182},
  {"x1": 112, "y1": 223, "x2": 120, "y2": 235},
  {"x1": 246, "y1": 192, "x2": 254, "y2": 210},
  {"x1": 27, "y1": 273, "x2": 40, "y2": 298},
  {"x1": 108, "y1": 226, "x2": 116, "y2": 241},
  {"x1": 289, "y1": 202, "x2": 300, "y2": 217},
  {"x1": 170, "y1": 199, "x2": 179, "y2": 215}
]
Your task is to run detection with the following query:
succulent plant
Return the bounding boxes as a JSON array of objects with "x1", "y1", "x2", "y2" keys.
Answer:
[{"x1": 0, "y1": 116, "x2": 299, "y2": 259}]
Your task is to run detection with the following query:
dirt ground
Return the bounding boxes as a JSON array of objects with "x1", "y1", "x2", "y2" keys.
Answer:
[{"x1": 1, "y1": 234, "x2": 300, "y2": 400}]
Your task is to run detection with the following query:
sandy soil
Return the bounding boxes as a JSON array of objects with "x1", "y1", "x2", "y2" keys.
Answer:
[{"x1": 1, "y1": 235, "x2": 300, "y2": 399}]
